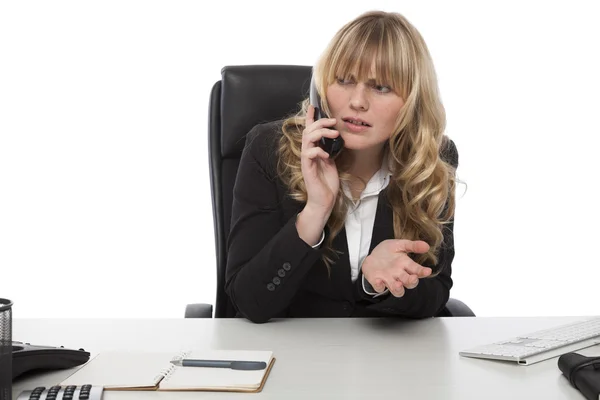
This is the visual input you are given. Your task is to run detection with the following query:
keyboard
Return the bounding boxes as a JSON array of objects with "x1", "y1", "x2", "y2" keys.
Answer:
[
  {"x1": 459, "y1": 317, "x2": 600, "y2": 365},
  {"x1": 17, "y1": 385, "x2": 103, "y2": 400}
]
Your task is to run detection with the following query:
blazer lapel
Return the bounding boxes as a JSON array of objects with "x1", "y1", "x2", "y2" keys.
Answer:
[
  {"x1": 330, "y1": 226, "x2": 354, "y2": 301},
  {"x1": 333, "y1": 191, "x2": 395, "y2": 302},
  {"x1": 369, "y1": 190, "x2": 395, "y2": 253}
]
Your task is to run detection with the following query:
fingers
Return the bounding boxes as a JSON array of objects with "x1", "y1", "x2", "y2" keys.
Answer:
[
  {"x1": 390, "y1": 258, "x2": 431, "y2": 292},
  {"x1": 393, "y1": 239, "x2": 430, "y2": 254},
  {"x1": 302, "y1": 147, "x2": 330, "y2": 162},
  {"x1": 303, "y1": 107, "x2": 338, "y2": 153},
  {"x1": 373, "y1": 261, "x2": 430, "y2": 298},
  {"x1": 393, "y1": 269, "x2": 420, "y2": 290},
  {"x1": 371, "y1": 278, "x2": 387, "y2": 293},
  {"x1": 417, "y1": 266, "x2": 432, "y2": 279},
  {"x1": 369, "y1": 273, "x2": 416, "y2": 298},
  {"x1": 304, "y1": 106, "x2": 337, "y2": 135},
  {"x1": 303, "y1": 128, "x2": 339, "y2": 148},
  {"x1": 307, "y1": 104, "x2": 337, "y2": 124},
  {"x1": 384, "y1": 277, "x2": 405, "y2": 298},
  {"x1": 401, "y1": 258, "x2": 432, "y2": 278},
  {"x1": 372, "y1": 277, "x2": 405, "y2": 298}
]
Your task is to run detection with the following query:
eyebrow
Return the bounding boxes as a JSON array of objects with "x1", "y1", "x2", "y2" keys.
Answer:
[
  {"x1": 339, "y1": 73, "x2": 391, "y2": 88},
  {"x1": 366, "y1": 78, "x2": 390, "y2": 86},
  {"x1": 345, "y1": 74, "x2": 385, "y2": 84}
]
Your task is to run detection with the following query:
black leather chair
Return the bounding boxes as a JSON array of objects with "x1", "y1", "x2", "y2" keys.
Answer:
[{"x1": 185, "y1": 65, "x2": 475, "y2": 319}]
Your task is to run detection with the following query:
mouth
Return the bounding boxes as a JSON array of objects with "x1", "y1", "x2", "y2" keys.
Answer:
[{"x1": 342, "y1": 117, "x2": 371, "y2": 127}]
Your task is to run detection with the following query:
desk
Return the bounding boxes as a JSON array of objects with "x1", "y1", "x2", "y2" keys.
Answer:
[{"x1": 12, "y1": 317, "x2": 600, "y2": 399}]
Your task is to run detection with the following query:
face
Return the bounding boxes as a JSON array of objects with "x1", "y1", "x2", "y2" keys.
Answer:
[{"x1": 325, "y1": 67, "x2": 405, "y2": 153}]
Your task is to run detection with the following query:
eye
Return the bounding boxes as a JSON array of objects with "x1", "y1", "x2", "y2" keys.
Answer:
[
  {"x1": 374, "y1": 84, "x2": 392, "y2": 93},
  {"x1": 336, "y1": 76, "x2": 354, "y2": 85}
]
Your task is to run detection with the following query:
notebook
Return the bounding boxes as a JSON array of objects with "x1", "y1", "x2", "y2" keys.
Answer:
[{"x1": 59, "y1": 349, "x2": 275, "y2": 393}]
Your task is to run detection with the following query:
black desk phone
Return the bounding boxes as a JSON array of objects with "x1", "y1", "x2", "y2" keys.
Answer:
[{"x1": 12, "y1": 341, "x2": 90, "y2": 380}]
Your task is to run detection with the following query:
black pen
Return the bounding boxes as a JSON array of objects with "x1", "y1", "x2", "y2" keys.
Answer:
[{"x1": 170, "y1": 358, "x2": 267, "y2": 371}]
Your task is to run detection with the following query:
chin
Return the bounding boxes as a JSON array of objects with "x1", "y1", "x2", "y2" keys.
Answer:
[
  {"x1": 340, "y1": 137, "x2": 374, "y2": 151},
  {"x1": 343, "y1": 143, "x2": 369, "y2": 151}
]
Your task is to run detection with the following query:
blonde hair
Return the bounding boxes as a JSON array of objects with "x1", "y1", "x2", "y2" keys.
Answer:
[{"x1": 277, "y1": 10, "x2": 456, "y2": 273}]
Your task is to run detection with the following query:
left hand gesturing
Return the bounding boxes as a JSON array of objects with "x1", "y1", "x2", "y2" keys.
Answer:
[{"x1": 361, "y1": 239, "x2": 432, "y2": 298}]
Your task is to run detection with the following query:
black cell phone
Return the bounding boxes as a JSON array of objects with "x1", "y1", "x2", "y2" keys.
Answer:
[{"x1": 309, "y1": 75, "x2": 344, "y2": 158}]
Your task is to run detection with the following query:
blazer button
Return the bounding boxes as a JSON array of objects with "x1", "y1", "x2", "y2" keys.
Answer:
[
  {"x1": 267, "y1": 283, "x2": 276, "y2": 291},
  {"x1": 282, "y1": 262, "x2": 291, "y2": 271},
  {"x1": 272, "y1": 277, "x2": 281, "y2": 285},
  {"x1": 277, "y1": 269, "x2": 286, "y2": 278}
]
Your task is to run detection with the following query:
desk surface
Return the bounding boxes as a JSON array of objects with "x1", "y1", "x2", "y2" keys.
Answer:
[{"x1": 12, "y1": 316, "x2": 600, "y2": 399}]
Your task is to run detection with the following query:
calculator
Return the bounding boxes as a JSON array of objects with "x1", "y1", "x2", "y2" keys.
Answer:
[{"x1": 16, "y1": 384, "x2": 103, "y2": 400}]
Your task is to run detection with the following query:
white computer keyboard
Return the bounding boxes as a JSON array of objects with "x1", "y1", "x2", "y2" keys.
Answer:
[{"x1": 459, "y1": 317, "x2": 600, "y2": 365}]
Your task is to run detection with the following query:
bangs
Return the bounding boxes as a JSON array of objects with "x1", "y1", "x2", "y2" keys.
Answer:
[{"x1": 323, "y1": 18, "x2": 412, "y2": 97}]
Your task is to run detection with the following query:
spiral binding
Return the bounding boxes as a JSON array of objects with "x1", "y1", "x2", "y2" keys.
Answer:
[{"x1": 160, "y1": 350, "x2": 191, "y2": 382}]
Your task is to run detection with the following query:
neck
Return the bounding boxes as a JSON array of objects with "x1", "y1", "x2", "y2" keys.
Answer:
[{"x1": 344, "y1": 146, "x2": 386, "y2": 182}]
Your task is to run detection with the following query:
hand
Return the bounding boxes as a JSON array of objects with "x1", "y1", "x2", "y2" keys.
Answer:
[
  {"x1": 361, "y1": 239, "x2": 432, "y2": 298},
  {"x1": 301, "y1": 105, "x2": 340, "y2": 217}
]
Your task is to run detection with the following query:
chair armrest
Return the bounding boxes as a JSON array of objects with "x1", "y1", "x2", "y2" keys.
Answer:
[
  {"x1": 444, "y1": 298, "x2": 475, "y2": 317},
  {"x1": 185, "y1": 303, "x2": 213, "y2": 318}
]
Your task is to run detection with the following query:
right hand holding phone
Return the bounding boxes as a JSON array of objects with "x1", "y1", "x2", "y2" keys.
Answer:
[{"x1": 301, "y1": 105, "x2": 341, "y2": 217}]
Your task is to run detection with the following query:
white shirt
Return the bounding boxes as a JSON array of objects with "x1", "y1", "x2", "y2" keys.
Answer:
[{"x1": 341, "y1": 157, "x2": 392, "y2": 296}]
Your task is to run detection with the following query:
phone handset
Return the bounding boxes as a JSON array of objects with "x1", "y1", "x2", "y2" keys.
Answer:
[{"x1": 309, "y1": 75, "x2": 344, "y2": 159}]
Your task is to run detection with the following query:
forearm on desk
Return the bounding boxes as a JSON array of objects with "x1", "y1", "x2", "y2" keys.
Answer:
[
  {"x1": 355, "y1": 246, "x2": 454, "y2": 318},
  {"x1": 363, "y1": 217, "x2": 456, "y2": 318},
  {"x1": 226, "y1": 217, "x2": 322, "y2": 323},
  {"x1": 360, "y1": 274, "x2": 452, "y2": 318}
]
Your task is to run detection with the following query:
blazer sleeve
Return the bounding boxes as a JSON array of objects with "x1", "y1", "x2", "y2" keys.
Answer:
[
  {"x1": 224, "y1": 123, "x2": 322, "y2": 323},
  {"x1": 355, "y1": 138, "x2": 459, "y2": 318}
]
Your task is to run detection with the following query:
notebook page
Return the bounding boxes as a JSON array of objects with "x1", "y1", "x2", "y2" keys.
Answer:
[
  {"x1": 60, "y1": 351, "x2": 178, "y2": 389},
  {"x1": 159, "y1": 350, "x2": 273, "y2": 390}
]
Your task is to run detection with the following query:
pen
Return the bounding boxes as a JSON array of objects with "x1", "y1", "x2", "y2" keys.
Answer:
[{"x1": 170, "y1": 359, "x2": 267, "y2": 371}]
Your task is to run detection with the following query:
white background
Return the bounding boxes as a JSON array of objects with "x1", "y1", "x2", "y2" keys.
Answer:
[{"x1": 1, "y1": 0, "x2": 599, "y2": 318}]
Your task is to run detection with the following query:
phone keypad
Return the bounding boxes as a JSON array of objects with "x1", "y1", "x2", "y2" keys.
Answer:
[{"x1": 17, "y1": 385, "x2": 103, "y2": 400}]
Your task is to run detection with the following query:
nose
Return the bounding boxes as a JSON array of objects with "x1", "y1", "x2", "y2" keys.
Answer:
[{"x1": 349, "y1": 84, "x2": 369, "y2": 112}]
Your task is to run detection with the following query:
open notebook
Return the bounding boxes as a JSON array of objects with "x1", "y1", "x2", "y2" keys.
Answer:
[{"x1": 59, "y1": 350, "x2": 275, "y2": 393}]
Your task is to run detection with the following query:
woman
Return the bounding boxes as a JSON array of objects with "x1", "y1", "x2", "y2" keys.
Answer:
[{"x1": 225, "y1": 10, "x2": 458, "y2": 323}]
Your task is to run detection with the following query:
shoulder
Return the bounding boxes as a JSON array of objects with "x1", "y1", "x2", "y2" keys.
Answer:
[
  {"x1": 245, "y1": 119, "x2": 285, "y2": 153},
  {"x1": 440, "y1": 136, "x2": 459, "y2": 169},
  {"x1": 242, "y1": 119, "x2": 286, "y2": 176},
  {"x1": 243, "y1": 119, "x2": 284, "y2": 157}
]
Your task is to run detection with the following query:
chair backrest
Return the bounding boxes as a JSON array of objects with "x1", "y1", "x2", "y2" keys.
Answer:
[{"x1": 208, "y1": 65, "x2": 312, "y2": 318}]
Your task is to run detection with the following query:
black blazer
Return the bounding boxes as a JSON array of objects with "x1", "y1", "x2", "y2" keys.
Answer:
[{"x1": 225, "y1": 120, "x2": 458, "y2": 323}]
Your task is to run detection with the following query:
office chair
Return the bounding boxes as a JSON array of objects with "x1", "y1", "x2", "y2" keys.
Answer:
[{"x1": 185, "y1": 65, "x2": 475, "y2": 319}]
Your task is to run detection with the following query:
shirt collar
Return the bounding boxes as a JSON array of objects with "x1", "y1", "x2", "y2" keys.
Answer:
[{"x1": 343, "y1": 151, "x2": 393, "y2": 201}]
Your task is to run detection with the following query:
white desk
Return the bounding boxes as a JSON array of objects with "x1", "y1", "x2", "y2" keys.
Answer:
[{"x1": 11, "y1": 317, "x2": 600, "y2": 399}]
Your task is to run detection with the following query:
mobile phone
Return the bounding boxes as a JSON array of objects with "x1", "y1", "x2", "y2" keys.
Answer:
[{"x1": 309, "y1": 75, "x2": 344, "y2": 158}]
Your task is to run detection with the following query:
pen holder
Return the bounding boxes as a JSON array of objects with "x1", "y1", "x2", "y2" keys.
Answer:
[{"x1": 0, "y1": 298, "x2": 13, "y2": 400}]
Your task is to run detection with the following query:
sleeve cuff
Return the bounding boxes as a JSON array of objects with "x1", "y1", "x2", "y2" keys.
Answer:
[
  {"x1": 362, "y1": 275, "x2": 389, "y2": 298},
  {"x1": 311, "y1": 230, "x2": 325, "y2": 249},
  {"x1": 296, "y1": 213, "x2": 325, "y2": 249}
]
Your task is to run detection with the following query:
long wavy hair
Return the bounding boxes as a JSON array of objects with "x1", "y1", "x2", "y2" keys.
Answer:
[{"x1": 277, "y1": 11, "x2": 456, "y2": 273}]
